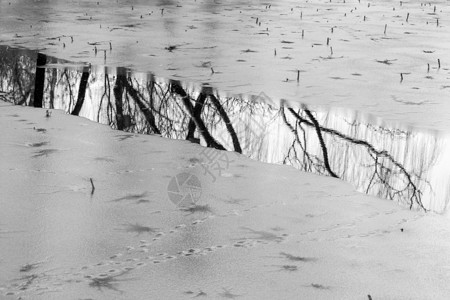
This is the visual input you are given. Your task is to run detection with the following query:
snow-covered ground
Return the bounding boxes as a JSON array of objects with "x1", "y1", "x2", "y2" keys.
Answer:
[{"x1": 1, "y1": 101, "x2": 450, "y2": 299}]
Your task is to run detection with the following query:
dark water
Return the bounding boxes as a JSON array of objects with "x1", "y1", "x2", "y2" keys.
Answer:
[{"x1": 1, "y1": 44, "x2": 449, "y2": 213}]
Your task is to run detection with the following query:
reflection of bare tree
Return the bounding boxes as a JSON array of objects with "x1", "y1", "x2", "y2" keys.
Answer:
[
  {"x1": 171, "y1": 80, "x2": 226, "y2": 150},
  {"x1": 0, "y1": 45, "x2": 440, "y2": 211},
  {"x1": 70, "y1": 68, "x2": 90, "y2": 116},
  {"x1": 280, "y1": 100, "x2": 427, "y2": 210},
  {"x1": 117, "y1": 75, "x2": 161, "y2": 135},
  {"x1": 186, "y1": 92, "x2": 206, "y2": 143},
  {"x1": 33, "y1": 53, "x2": 47, "y2": 107},
  {"x1": 302, "y1": 106, "x2": 338, "y2": 178},
  {"x1": 208, "y1": 94, "x2": 242, "y2": 153},
  {"x1": 113, "y1": 74, "x2": 126, "y2": 130},
  {"x1": 280, "y1": 105, "x2": 323, "y2": 174},
  {"x1": 0, "y1": 46, "x2": 35, "y2": 105}
]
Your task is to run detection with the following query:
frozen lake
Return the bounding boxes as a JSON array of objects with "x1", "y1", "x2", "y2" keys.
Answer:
[
  {"x1": 1, "y1": 0, "x2": 450, "y2": 299},
  {"x1": 1, "y1": 45, "x2": 449, "y2": 212},
  {"x1": 1, "y1": 0, "x2": 449, "y2": 131}
]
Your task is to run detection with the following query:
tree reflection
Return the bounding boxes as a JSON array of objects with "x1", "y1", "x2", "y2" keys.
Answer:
[{"x1": 0, "y1": 45, "x2": 444, "y2": 212}]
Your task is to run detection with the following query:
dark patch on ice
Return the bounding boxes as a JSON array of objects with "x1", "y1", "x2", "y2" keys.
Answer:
[
  {"x1": 310, "y1": 283, "x2": 331, "y2": 290},
  {"x1": 122, "y1": 223, "x2": 158, "y2": 235},
  {"x1": 180, "y1": 204, "x2": 213, "y2": 215},
  {"x1": 184, "y1": 289, "x2": 207, "y2": 297},
  {"x1": 13, "y1": 274, "x2": 39, "y2": 291},
  {"x1": 393, "y1": 98, "x2": 429, "y2": 106},
  {"x1": 27, "y1": 141, "x2": 48, "y2": 147},
  {"x1": 241, "y1": 49, "x2": 257, "y2": 53},
  {"x1": 281, "y1": 40, "x2": 294, "y2": 44},
  {"x1": 121, "y1": 23, "x2": 141, "y2": 28},
  {"x1": 278, "y1": 265, "x2": 298, "y2": 271},
  {"x1": 320, "y1": 55, "x2": 344, "y2": 60},
  {"x1": 136, "y1": 199, "x2": 152, "y2": 204},
  {"x1": 88, "y1": 269, "x2": 132, "y2": 292},
  {"x1": 20, "y1": 262, "x2": 41, "y2": 272},
  {"x1": 280, "y1": 252, "x2": 316, "y2": 262},
  {"x1": 111, "y1": 191, "x2": 150, "y2": 202},
  {"x1": 94, "y1": 156, "x2": 115, "y2": 162},
  {"x1": 189, "y1": 157, "x2": 201, "y2": 164},
  {"x1": 351, "y1": 73, "x2": 362, "y2": 76},
  {"x1": 34, "y1": 128, "x2": 47, "y2": 133},
  {"x1": 116, "y1": 134, "x2": 135, "y2": 141},
  {"x1": 33, "y1": 149, "x2": 57, "y2": 157},
  {"x1": 376, "y1": 59, "x2": 397, "y2": 65}
]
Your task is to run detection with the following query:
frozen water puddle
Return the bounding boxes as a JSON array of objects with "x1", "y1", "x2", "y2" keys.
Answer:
[{"x1": 1, "y1": 45, "x2": 450, "y2": 213}]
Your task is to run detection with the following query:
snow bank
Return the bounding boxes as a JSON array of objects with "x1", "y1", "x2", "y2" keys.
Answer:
[{"x1": 1, "y1": 101, "x2": 450, "y2": 299}]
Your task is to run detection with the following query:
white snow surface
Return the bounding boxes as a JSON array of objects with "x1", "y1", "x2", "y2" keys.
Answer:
[{"x1": 1, "y1": 101, "x2": 450, "y2": 299}]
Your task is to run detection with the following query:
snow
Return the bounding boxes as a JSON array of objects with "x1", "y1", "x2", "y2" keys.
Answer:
[
  {"x1": 1, "y1": 101, "x2": 450, "y2": 299},
  {"x1": 1, "y1": 0, "x2": 450, "y2": 298}
]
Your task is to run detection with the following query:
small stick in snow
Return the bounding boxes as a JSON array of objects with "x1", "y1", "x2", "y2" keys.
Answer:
[
  {"x1": 90, "y1": 178, "x2": 95, "y2": 195},
  {"x1": 109, "y1": 42, "x2": 112, "y2": 50},
  {"x1": 400, "y1": 73, "x2": 403, "y2": 83},
  {"x1": 384, "y1": 24, "x2": 387, "y2": 35},
  {"x1": 274, "y1": 48, "x2": 277, "y2": 56},
  {"x1": 330, "y1": 46, "x2": 333, "y2": 56},
  {"x1": 302, "y1": 29, "x2": 304, "y2": 39},
  {"x1": 326, "y1": 37, "x2": 330, "y2": 46},
  {"x1": 438, "y1": 59, "x2": 441, "y2": 69},
  {"x1": 211, "y1": 67, "x2": 215, "y2": 74},
  {"x1": 427, "y1": 63, "x2": 430, "y2": 73},
  {"x1": 297, "y1": 70, "x2": 300, "y2": 82},
  {"x1": 406, "y1": 12, "x2": 409, "y2": 22}
]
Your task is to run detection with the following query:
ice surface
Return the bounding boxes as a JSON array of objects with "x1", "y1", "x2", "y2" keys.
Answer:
[
  {"x1": 0, "y1": 0, "x2": 449, "y2": 131},
  {"x1": 1, "y1": 102, "x2": 450, "y2": 299},
  {"x1": 1, "y1": 0, "x2": 450, "y2": 298}
]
